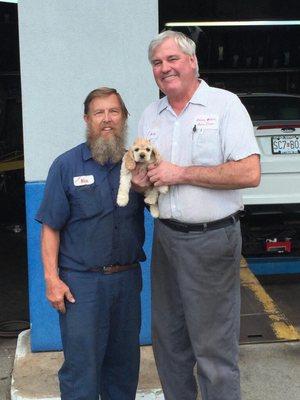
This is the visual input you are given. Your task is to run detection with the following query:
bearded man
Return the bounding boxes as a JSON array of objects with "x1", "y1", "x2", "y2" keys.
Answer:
[{"x1": 36, "y1": 87, "x2": 146, "y2": 400}]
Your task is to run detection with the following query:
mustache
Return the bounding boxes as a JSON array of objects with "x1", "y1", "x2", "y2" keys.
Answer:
[
  {"x1": 162, "y1": 73, "x2": 177, "y2": 77},
  {"x1": 86, "y1": 122, "x2": 128, "y2": 165},
  {"x1": 87, "y1": 121, "x2": 124, "y2": 139}
]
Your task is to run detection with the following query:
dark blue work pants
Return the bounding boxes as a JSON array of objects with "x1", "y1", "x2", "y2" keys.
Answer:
[{"x1": 58, "y1": 267, "x2": 142, "y2": 400}]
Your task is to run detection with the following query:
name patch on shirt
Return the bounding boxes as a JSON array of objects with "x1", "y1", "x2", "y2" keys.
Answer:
[
  {"x1": 195, "y1": 115, "x2": 219, "y2": 130},
  {"x1": 73, "y1": 175, "x2": 95, "y2": 186},
  {"x1": 146, "y1": 129, "x2": 159, "y2": 143}
]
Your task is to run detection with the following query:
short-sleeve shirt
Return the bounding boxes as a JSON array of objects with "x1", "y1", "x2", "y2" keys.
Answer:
[
  {"x1": 138, "y1": 80, "x2": 260, "y2": 223},
  {"x1": 35, "y1": 142, "x2": 146, "y2": 271}
]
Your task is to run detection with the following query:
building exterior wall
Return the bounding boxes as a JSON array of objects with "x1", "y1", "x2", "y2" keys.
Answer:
[
  {"x1": 19, "y1": 0, "x2": 158, "y2": 181},
  {"x1": 18, "y1": 0, "x2": 158, "y2": 350}
]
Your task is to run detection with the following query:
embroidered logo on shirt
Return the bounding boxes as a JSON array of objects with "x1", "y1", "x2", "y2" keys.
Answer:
[
  {"x1": 73, "y1": 175, "x2": 95, "y2": 186},
  {"x1": 195, "y1": 115, "x2": 219, "y2": 130},
  {"x1": 146, "y1": 120, "x2": 161, "y2": 143},
  {"x1": 146, "y1": 128, "x2": 159, "y2": 143}
]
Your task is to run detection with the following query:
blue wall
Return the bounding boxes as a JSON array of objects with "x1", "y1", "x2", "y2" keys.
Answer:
[
  {"x1": 247, "y1": 257, "x2": 300, "y2": 275},
  {"x1": 26, "y1": 182, "x2": 153, "y2": 352}
]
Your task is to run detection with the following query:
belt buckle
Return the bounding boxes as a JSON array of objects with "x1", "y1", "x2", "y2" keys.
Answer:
[
  {"x1": 102, "y1": 264, "x2": 113, "y2": 273},
  {"x1": 181, "y1": 223, "x2": 190, "y2": 233}
]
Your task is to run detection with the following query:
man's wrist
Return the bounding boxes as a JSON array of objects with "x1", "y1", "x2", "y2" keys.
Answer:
[
  {"x1": 177, "y1": 166, "x2": 188, "y2": 184},
  {"x1": 45, "y1": 271, "x2": 60, "y2": 283}
]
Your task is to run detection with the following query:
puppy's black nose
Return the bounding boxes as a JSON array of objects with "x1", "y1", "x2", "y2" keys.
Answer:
[{"x1": 140, "y1": 153, "x2": 145, "y2": 159}]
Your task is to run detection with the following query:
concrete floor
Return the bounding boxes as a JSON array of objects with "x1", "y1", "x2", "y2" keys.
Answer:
[
  {"x1": 0, "y1": 338, "x2": 17, "y2": 400},
  {"x1": 240, "y1": 341, "x2": 300, "y2": 400},
  {"x1": 4, "y1": 275, "x2": 300, "y2": 400},
  {"x1": 9, "y1": 330, "x2": 300, "y2": 400}
]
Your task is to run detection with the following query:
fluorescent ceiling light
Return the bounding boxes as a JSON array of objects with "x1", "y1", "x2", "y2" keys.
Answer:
[
  {"x1": 166, "y1": 20, "x2": 300, "y2": 27},
  {"x1": 0, "y1": 0, "x2": 18, "y2": 3}
]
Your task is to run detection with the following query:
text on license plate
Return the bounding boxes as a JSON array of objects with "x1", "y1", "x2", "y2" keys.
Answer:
[{"x1": 272, "y1": 136, "x2": 300, "y2": 154}]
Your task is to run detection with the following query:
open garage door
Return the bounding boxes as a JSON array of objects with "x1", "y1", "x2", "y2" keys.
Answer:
[{"x1": 0, "y1": 0, "x2": 29, "y2": 337}]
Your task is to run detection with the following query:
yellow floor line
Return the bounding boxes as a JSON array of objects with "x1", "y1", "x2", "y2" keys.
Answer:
[{"x1": 240, "y1": 258, "x2": 300, "y2": 341}]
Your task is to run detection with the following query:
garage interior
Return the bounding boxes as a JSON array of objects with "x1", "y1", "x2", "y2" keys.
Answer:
[{"x1": 0, "y1": 1, "x2": 28, "y2": 336}]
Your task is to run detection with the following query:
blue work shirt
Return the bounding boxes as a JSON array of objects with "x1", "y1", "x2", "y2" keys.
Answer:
[{"x1": 36, "y1": 142, "x2": 146, "y2": 271}]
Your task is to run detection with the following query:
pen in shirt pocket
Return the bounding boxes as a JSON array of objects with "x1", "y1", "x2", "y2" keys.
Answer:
[{"x1": 192, "y1": 124, "x2": 203, "y2": 135}]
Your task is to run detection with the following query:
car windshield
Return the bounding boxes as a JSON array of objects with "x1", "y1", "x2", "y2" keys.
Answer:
[{"x1": 239, "y1": 96, "x2": 300, "y2": 122}]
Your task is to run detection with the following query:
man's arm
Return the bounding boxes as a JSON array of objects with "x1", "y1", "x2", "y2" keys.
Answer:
[
  {"x1": 41, "y1": 224, "x2": 75, "y2": 313},
  {"x1": 147, "y1": 154, "x2": 261, "y2": 190}
]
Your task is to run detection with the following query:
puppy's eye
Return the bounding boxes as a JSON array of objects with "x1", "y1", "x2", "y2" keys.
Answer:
[
  {"x1": 146, "y1": 148, "x2": 151, "y2": 152},
  {"x1": 134, "y1": 148, "x2": 139, "y2": 152}
]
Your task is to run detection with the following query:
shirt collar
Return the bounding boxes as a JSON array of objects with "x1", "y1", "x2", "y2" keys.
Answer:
[
  {"x1": 157, "y1": 79, "x2": 210, "y2": 114},
  {"x1": 82, "y1": 142, "x2": 93, "y2": 161},
  {"x1": 157, "y1": 96, "x2": 169, "y2": 114},
  {"x1": 189, "y1": 79, "x2": 210, "y2": 107}
]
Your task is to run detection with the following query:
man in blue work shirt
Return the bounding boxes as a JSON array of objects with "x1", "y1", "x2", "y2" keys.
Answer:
[{"x1": 36, "y1": 87, "x2": 145, "y2": 400}]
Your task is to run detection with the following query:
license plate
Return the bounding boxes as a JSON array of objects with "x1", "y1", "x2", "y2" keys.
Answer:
[{"x1": 272, "y1": 135, "x2": 300, "y2": 154}]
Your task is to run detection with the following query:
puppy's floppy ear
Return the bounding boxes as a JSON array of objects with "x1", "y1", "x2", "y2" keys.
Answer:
[
  {"x1": 124, "y1": 149, "x2": 136, "y2": 171},
  {"x1": 150, "y1": 146, "x2": 161, "y2": 164}
]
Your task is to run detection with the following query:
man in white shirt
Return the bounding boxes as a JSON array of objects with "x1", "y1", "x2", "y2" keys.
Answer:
[{"x1": 134, "y1": 31, "x2": 261, "y2": 400}]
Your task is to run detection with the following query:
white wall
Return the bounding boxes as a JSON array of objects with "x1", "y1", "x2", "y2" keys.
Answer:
[{"x1": 18, "y1": 0, "x2": 158, "y2": 181}]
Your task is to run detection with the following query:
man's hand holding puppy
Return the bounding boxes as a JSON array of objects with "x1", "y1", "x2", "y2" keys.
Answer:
[
  {"x1": 147, "y1": 161, "x2": 184, "y2": 187},
  {"x1": 131, "y1": 160, "x2": 182, "y2": 192},
  {"x1": 131, "y1": 164, "x2": 151, "y2": 193}
]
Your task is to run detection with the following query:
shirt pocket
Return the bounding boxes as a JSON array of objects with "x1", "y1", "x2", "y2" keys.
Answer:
[
  {"x1": 191, "y1": 128, "x2": 222, "y2": 165},
  {"x1": 71, "y1": 184, "x2": 112, "y2": 218}
]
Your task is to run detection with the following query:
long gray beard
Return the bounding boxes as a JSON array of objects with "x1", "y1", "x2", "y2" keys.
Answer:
[{"x1": 87, "y1": 124, "x2": 127, "y2": 165}]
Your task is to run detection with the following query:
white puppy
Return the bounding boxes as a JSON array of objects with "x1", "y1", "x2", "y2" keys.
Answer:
[{"x1": 117, "y1": 138, "x2": 168, "y2": 218}]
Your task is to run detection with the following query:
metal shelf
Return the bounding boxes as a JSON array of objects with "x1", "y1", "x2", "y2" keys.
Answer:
[
  {"x1": 200, "y1": 68, "x2": 300, "y2": 74},
  {"x1": 0, "y1": 71, "x2": 20, "y2": 77}
]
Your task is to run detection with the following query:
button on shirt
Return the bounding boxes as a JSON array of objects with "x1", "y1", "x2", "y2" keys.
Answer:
[
  {"x1": 138, "y1": 80, "x2": 260, "y2": 223},
  {"x1": 35, "y1": 143, "x2": 146, "y2": 271}
]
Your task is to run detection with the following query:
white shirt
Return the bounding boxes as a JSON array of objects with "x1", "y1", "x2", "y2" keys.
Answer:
[{"x1": 138, "y1": 80, "x2": 260, "y2": 223}]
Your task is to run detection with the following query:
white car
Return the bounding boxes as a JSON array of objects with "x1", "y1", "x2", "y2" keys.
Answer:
[
  {"x1": 240, "y1": 93, "x2": 300, "y2": 205},
  {"x1": 238, "y1": 93, "x2": 300, "y2": 257}
]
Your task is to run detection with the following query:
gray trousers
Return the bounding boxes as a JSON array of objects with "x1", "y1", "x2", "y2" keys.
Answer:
[{"x1": 151, "y1": 220, "x2": 242, "y2": 400}]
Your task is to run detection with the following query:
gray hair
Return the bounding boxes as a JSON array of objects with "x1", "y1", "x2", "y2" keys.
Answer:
[{"x1": 148, "y1": 30, "x2": 199, "y2": 77}]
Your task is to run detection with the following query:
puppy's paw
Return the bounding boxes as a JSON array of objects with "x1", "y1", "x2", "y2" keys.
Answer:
[
  {"x1": 158, "y1": 185, "x2": 169, "y2": 194},
  {"x1": 117, "y1": 193, "x2": 129, "y2": 207},
  {"x1": 145, "y1": 188, "x2": 159, "y2": 205},
  {"x1": 150, "y1": 205, "x2": 159, "y2": 218}
]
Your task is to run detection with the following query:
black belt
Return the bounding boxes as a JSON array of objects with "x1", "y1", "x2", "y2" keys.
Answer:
[
  {"x1": 89, "y1": 262, "x2": 139, "y2": 274},
  {"x1": 159, "y1": 212, "x2": 240, "y2": 233}
]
